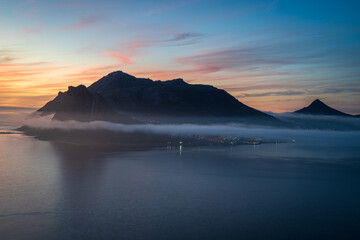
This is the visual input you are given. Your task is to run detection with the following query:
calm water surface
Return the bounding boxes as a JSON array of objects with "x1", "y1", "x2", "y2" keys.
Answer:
[{"x1": 0, "y1": 115, "x2": 360, "y2": 239}]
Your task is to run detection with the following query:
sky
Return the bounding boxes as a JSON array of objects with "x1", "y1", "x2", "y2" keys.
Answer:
[{"x1": 1, "y1": 0, "x2": 360, "y2": 113}]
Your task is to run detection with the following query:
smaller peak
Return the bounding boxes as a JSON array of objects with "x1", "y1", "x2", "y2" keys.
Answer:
[
  {"x1": 68, "y1": 85, "x2": 87, "y2": 90},
  {"x1": 160, "y1": 78, "x2": 188, "y2": 85},
  {"x1": 67, "y1": 85, "x2": 87, "y2": 92},
  {"x1": 65, "y1": 85, "x2": 90, "y2": 96},
  {"x1": 172, "y1": 78, "x2": 185, "y2": 82},
  {"x1": 310, "y1": 99, "x2": 327, "y2": 106}
]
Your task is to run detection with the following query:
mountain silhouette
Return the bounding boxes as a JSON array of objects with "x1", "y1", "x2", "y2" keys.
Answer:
[
  {"x1": 37, "y1": 71, "x2": 281, "y2": 124},
  {"x1": 87, "y1": 71, "x2": 270, "y2": 118},
  {"x1": 294, "y1": 99, "x2": 352, "y2": 117},
  {"x1": 38, "y1": 85, "x2": 136, "y2": 123}
]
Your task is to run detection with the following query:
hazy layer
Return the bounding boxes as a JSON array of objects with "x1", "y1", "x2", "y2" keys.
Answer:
[{"x1": 21, "y1": 114, "x2": 360, "y2": 141}]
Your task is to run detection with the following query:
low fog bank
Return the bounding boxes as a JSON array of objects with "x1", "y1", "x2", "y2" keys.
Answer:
[
  {"x1": 274, "y1": 112, "x2": 360, "y2": 122},
  {"x1": 0, "y1": 109, "x2": 35, "y2": 130},
  {"x1": 1, "y1": 108, "x2": 359, "y2": 146},
  {"x1": 272, "y1": 113, "x2": 360, "y2": 131},
  {"x1": 22, "y1": 115, "x2": 360, "y2": 143}
]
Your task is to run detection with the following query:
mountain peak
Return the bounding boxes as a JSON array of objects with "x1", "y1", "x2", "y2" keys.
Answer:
[
  {"x1": 106, "y1": 70, "x2": 136, "y2": 78},
  {"x1": 295, "y1": 99, "x2": 350, "y2": 116},
  {"x1": 88, "y1": 70, "x2": 153, "y2": 93},
  {"x1": 309, "y1": 99, "x2": 327, "y2": 107}
]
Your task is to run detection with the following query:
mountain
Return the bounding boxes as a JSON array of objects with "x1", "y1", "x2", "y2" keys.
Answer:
[
  {"x1": 38, "y1": 85, "x2": 136, "y2": 123},
  {"x1": 88, "y1": 71, "x2": 270, "y2": 118},
  {"x1": 294, "y1": 99, "x2": 352, "y2": 117},
  {"x1": 36, "y1": 70, "x2": 282, "y2": 125}
]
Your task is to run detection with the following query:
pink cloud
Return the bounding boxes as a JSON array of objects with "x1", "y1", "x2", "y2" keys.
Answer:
[
  {"x1": 104, "y1": 40, "x2": 148, "y2": 65},
  {"x1": 65, "y1": 65, "x2": 118, "y2": 82},
  {"x1": 19, "y1": 21, "x2": 43, "y2": 37},
  {"x1": 125, "y1": 40, "x2": 148, "y2": 54},
  {"x1": 104, "y1": 32, "x2": 204, "y2": 65},
  {"x1": 105, "y1": 51, "x2": 132, "y2": 64},
  {"x1": 61, "y1": 16, "x2": 101, "y2": 31}
]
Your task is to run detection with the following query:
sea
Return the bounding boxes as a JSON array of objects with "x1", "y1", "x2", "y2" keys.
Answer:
[{"x1": 0, "y1": 109, "x2": 360, "y2": 240}]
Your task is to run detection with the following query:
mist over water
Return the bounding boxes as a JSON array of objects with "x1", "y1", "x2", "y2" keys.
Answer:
[
  {"x1": 0, "y1": 108, "x2": 34, "y2": 130},
  {"x1": 22, "y1": 112, "x2": 360, "y2": 137},
  {"x1": 1, "y1": 109, "x2": 360, "y2": 239}
]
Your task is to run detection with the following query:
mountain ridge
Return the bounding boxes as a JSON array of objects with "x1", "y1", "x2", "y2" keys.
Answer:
[
  {"x1": 36, "y1": 70, "x2": 284, "y2": 125},
  {"x1": 36, "y1": 71, "x2": 359, "y2": 126},
  {"x1": 87, "y1": 71, "x2": 269, "y2": 118}
]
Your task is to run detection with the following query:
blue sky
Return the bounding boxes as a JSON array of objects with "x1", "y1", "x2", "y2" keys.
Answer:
[{"x1": 0, "y1": 0, "x2": 359, "y2": 113}]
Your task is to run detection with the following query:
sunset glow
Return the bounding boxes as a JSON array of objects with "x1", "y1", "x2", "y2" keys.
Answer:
[{"x1": 1, "y1": 0, "x2": 359, "y2": 113}]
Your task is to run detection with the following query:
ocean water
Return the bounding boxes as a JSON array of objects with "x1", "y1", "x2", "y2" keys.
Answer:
[{"x1": 0, "y1": 110, "x2": 360, "y2": 239}]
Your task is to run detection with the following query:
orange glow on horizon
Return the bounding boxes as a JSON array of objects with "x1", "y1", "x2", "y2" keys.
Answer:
[{"x1": 0, "y1": 63, "x2": 359, "y2": 114}]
